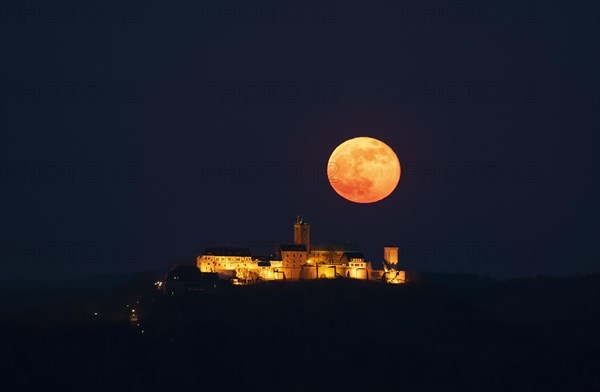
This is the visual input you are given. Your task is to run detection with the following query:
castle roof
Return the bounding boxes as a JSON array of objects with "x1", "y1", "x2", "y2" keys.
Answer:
[
  {"x1": 280, "y1": 244, "x2": 307, "y2": 252},
  {"x1": 203, "y1": 247, "x2": 252, "y2": 257},
  {"x1": 342, "y1": 252, "x2": 365, "y2": 260},
  {"x1": 311, "y1": 241, "x2": 361, "y2": 252}
]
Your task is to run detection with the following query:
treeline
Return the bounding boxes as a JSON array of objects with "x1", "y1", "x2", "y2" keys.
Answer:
[{"x1": 1, "y1": 273, "x2": 599, "y2": 391}]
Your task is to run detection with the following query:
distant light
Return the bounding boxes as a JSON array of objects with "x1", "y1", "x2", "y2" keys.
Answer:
[
  {"x1": 94, "y1": 312, "x2": 98, "y2": 316},
  {"x1": 131, "y1": 309, "x2": 135, "y2": 313}
]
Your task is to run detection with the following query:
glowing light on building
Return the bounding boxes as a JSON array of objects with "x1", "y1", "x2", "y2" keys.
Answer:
[{"x1": 192, "y1": 217, "x2": 408, "y2": 285}]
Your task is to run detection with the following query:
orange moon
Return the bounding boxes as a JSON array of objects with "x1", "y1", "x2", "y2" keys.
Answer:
[{"x1": 327, "y1": 137, "x2": 401, "y2": 203}]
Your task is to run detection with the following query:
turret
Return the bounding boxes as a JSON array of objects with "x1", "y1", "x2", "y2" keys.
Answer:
[{"x1": 383, "y1": 246, "x2": 398, "y2": 265}]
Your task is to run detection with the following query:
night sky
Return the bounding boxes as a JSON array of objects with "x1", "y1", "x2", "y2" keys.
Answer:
[{"x1": 1, "y1": 1, "x2": 598, "y2": 279}]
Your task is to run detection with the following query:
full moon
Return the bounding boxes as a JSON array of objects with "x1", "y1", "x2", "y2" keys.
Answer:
[{"x1": 327, "y1": 137, "x2": 401, "y2": 203}]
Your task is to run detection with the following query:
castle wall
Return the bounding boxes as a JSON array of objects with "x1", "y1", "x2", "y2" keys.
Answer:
[
  {"x1": 300, "y1": 265, "x2": 317, "y2": 280},
  {"x1": 277, "y1": 267, "x2": 301, "y2": 280},
  {"x1": 281, "y1": 250, "x2": 308, "y2": 269},
  {"x1": 197, "y1": 255, "x2": 256, "y2": 273},
  {"x1": 385, "y1": 270, "x2": 406, "y2": 284},
  {"x1": 309, "y1": 250, "x2": 345, "y2": 264}
]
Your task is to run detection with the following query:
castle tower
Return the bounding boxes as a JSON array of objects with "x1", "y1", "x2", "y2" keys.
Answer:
[
  {"x1": 384, "y1": 246, "x2": 399, "y2": 265},
  {"x1": 293, "y1": 215, "x2": 310, "y2": 253}
]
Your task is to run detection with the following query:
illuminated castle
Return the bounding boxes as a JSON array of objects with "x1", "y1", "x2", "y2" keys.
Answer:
[{"x1": 196, "y1": 217, "x2": 406, "y2": 284}]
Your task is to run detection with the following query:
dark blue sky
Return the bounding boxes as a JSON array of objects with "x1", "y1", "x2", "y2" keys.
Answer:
[{"x1": 1, "y1": 1, "x2": 598, "y2": 279}]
